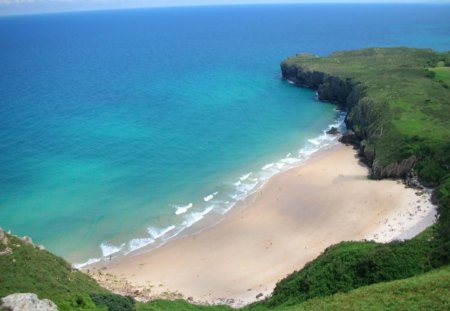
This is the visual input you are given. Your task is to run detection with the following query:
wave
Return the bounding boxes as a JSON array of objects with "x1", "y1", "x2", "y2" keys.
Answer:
[
  {"x1": 148, "y1": 225, "x2": 176, "y2": 240},
  {"x1": 77, "y1": 111, "x2": 347, "y2": 268},
  {"x1": 203, "y1": 192, "x2": 218, "y2": 202},
  {"x1": 73, "y1": 257, "x2": 101, "y2": 269},
  {"x1": 240, "y1": 172, "x2": 252, "y2": 181},
  {"x1": 174, "y1": 203, "x2": 193, "y2": 215},
  {"x1": 182, "y1": 206, "x2": 214, "y2": 228},
  {"x1": 125, "y1": 237, "x2": 155, "y2": 254},
  {"x1": 100, "y1": 242, "x2": 125, "y2": 257},
  {"x1": 261, "y1": 163, "x2": 275, "y2": 170}
]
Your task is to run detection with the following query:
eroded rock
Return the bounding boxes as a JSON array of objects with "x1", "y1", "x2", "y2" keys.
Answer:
[{"x1": 1, "y1": 293, "x2": 58, "y2": 311}]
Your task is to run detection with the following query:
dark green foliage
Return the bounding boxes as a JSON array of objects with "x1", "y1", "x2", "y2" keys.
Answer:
[
  {"x1": 391, "y1": 136, "x2": 450, "y2": 186},
  {"x1": 281, "y1": 265, "x2": 450, "y2": 311},
  {"x1": 249, "y1": 231, "x2": 435, "y2": 309},
  {"x1": 431, "y1": 176, "x2": 450, "y2": 266},
  {"x1": 137, "y1": 300, "x2": 232, "y2": 311},
  {"x1": 90, "y1": 293, "x2": 135, "y2": 311}
]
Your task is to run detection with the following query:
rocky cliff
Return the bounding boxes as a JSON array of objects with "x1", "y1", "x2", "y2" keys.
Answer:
[{"x1": 280, "y1": 61, "x2": 416, "y2": 179}]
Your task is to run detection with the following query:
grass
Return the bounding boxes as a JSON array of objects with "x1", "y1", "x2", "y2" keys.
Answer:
[
  {"x1": 136, "y1": 300, "x2": 232, "y2": 311},
  {"x1": 281, "y1": 264, "x2": 450, "y2": 311},
  {"x1": 282, "y1": 48, "x2": 450, "y2": 184},
  {"x1": 0, "y1": 233, "x2": 108, "y2": 310},
  {"x1": 431, "y1": 66, "x2": 450, "y2": 85}
]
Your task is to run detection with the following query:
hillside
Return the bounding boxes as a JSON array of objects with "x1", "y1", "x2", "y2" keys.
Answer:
[{"x1": 281, "y1": 47, "x2": 450, "y2": 184}]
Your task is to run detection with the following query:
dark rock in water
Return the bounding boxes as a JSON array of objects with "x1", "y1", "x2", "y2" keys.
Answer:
[
  {"x1": 326, "y1": 127, "x2": 339, "y2": 135},
  {"x1": 339, "y1": 130, "x2": 359, "y2": 146},
  {"x1": 256, "y1": 293, "x2": 263, "y2": 299},
  {"x1": 1, "y1": 293, "x2": 58, "y2": 311}
]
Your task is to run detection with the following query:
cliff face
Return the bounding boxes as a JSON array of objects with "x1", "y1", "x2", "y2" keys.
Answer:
[{"x1": 280, "y1": 62, "x2": 415, "y2": 179}]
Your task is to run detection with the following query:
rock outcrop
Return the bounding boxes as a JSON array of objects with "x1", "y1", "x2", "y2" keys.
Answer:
[
  {"x1": 281, "y1": 61, "x2": 413, "y2": 180},
  {"x1": 371, "y1": 156, "x2": 417, "y2": 179},
  {"x1": 326, "y1": 127, "x2": 339, "y2": 135},
  {"x1": 0, "y1": 293, "x2": 58, "y2": 311}
]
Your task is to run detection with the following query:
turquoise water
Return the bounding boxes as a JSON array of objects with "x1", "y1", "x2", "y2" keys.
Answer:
[{"x1": 1, "y1": 4, "x2": 450, "y2": 265}]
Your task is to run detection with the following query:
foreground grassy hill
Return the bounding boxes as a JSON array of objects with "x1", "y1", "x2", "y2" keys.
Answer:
[
  {"x1": 2, "y1": 228, "x2": 450, "y2": 311},
  {"x1": 2, "y1": 47, "x2": 450, "y2": 310}
]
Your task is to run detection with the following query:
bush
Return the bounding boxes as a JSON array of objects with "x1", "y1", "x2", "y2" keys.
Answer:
[
  {"x1": 89, "y1": 293, "x2": 135, "y2": 311},
  {"x1": 250, "y1": 236, "x2": 434, "y2": 309}
]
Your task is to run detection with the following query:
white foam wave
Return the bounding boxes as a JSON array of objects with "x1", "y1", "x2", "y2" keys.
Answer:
[
  {"x1": 182, "y1": 206, "x2": 214, "y2": 228},
  {"x1": 240, "y1": 172, "x2": 252, "y2": 181},
  {"x1": 234, "y1": 180, "x2": 241, "y2": 186},
  {"x1": 125, "y1": 237, "x2": 155, "y2": 254},
  {"x1": 148, "y1": 225, "x2": 176, "y2": 240},
  {"x1": 287, "y1": 79, "x2": 295, "y2": 85},
  {"x1": 308, "y1": 138, "x2": 320, "y2": 146},
  {"x1": 174, "y1": 203, "x2": 193, "y2": 215},
  {"x1": 286, "y1": 152, "x2": 292, "y2": 157},
  {"x1": 203, "y1": 192, "x2": 218, "y2": 202},
  {"x1": 73, "y1": 257, "x2": 101, "y2": 269},
  {"x1": 100, "y1": 242, "x2": 125, "y2": 257},
  {"x1": 281, "y1": 157, "x2": 301, "y2": 164},
  {"x1": 262, "y1": 163, "x2": 275, "y2": 170}
]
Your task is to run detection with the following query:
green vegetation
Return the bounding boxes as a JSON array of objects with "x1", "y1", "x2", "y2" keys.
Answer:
[
  {"x1": 137, "y1": 300, "x2": 232, "y2": 311},
  {"x1": 250, "y1": 228, "x2": 435, "y2": 309},
  {"x1": 0, "y1": 233, "x2": 123, "y2": 311},
  {"x1": 2, "y1": 48, "x2": 450, "y2": 311},
  {"x1": 89, "y1": 294, "x2": 136, "y2": 311},
  {"x1": 282, "y1": 265, "x2": 450, "y2": 311},
  {"x1": 282, "y1": 47, "x2": 450, "y2": 185}
]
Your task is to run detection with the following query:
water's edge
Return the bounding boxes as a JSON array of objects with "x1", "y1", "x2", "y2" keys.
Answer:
[{"x1": 75, "y1": 101, "x2": 346, "y2": 268}]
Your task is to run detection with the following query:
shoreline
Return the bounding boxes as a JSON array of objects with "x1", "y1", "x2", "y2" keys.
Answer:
[
  {"x1": 74, "y1": 112, "x2": 347, "y2": 268},
  {"x1": 85, "y1": 143, "x2": 436, "y2": 307}
]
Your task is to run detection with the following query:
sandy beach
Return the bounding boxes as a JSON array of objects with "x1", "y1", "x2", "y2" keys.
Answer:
[{"x1": 87, "y1": 144, "x2": 436, "y2": 306}]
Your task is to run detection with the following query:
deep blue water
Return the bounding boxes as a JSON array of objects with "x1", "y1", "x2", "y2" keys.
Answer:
[{"x1": 1, "y1": 4, "x2": 449, "y2": 264}]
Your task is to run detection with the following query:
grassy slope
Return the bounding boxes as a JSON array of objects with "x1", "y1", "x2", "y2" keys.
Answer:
[
  {"x1": 0, "y1": 233, "x2": 108, "y2": 310},
  {"x1": 282, "y1": 265, "x2": 450, "y2": 311},
  {"x1": 283, "y1": 48, "x2": 450, "y2": 184}
]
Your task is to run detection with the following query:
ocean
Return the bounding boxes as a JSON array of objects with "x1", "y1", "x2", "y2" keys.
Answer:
[{"x1": 0, "y1": 4, "x2": 449, "y2": 265}]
